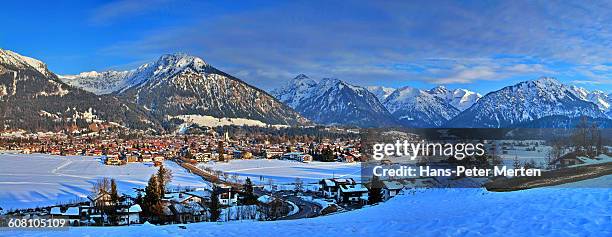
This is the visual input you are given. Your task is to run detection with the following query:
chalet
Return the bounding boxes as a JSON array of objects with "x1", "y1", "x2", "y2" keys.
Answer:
[
  {"x1": 382, "y1": 180, "x2": 403, "y2": 201},
  {"x1": 119, "y1": 204, "x2": 142, "y2": 225},
  {"x1": 319, "y1": 178, "x2": 356, "y2": 199},
  {"x1": 338, "y1": 183, "x2": 368, "y2": 204},
  {"x1": 88, "y1": 190, "x2": 112, "y2": 207},
  {"x1": 217, "y1": 185, "x2": 239, "y2": 206},
  {"x1": 549, "y1": 152, "x2": 585, "y2": 168},
  {"x1": 168, "y1": 202, "x2": 207, "y2": 223},
  {"x1": 257, "y1": 195, "x2": 288, "y2": 219}
]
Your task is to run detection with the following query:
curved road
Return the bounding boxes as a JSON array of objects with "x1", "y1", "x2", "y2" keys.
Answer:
[
  {"x1": 177, "y1": 159, "x2": 322, "y2": 220},
  {"x1": 280, "y1": 195, "x2": 321, "y2": 220}
]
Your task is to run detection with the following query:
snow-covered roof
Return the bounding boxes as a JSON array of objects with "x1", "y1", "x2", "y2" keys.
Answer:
[
  {"x1": 339, "y1": 184, "x2": 368, "y2": 193},
  {"x1": 50, "y1": 207, "x2": 62, "y2": 215},
  {"x1": 64, "y1": 207, "x2": 80, "y2": 216},
  {"x1": 382, "y1": 181, "x2": 404, "y2": 190},
  {"x1": 186, "y1": 190, "x2": 211, "y2": 199},
  {"x1": 123, "y1": 204, "x2": 142, "y2": 213},
  {"x1": 322, "y1": 178, "x2": 356, "y2": 187},
  {"x1": 257, "y1": 195, "x2": 276, "y2": 204}
]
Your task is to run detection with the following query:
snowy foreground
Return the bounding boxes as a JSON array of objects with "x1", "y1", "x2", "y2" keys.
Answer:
[
  {"x1": 6, "y1": 176, "x2": 611, "y2": 237},
  {"x1": 0, "y1": 154, "x2": 209, "y2": 209},
  {"x1": 197, "y1": 159, "x2": 362, "y2": 184}
]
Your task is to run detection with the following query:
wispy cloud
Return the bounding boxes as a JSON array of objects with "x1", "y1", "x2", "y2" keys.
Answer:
[
  {"x1": 91, "y1": 0, "x2": 611, "y2": 90},
  {"x1": 89, "y1": 0, "x2": 173, "y2": 25}
]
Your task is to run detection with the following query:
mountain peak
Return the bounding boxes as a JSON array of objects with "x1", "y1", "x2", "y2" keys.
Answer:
[
  {"x1": 429, "y1": 85, "x2": 449, "y2": 94},
  {"x1": 155, "y1": 53, "x2": 208, "y2": 72},
  {"x1": 531, "y1": 77, "x2": 562, "y2": 87},
  {"x1": 294, "y1": 74, "x2": 310, "y2": 80},
  {"x1": 0, "y1": 49, "x2": 52, "y2": 77}
]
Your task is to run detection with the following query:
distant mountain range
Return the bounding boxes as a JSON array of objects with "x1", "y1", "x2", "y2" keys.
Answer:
[
  {"x1": 1, "y1": 48, "x2": 610, "y2": 131},
  {"x1": 271, "y1": 75, "x2": 396, "y2": 127},
  {"x1": 446, "y1": 78, "x2": 609, "y2": 128},
  {"x1": 273, "y1": 75, "x2": 610, "y2": 128}
]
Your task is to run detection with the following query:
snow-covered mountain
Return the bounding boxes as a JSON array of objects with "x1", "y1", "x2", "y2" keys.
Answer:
[
  {"x1": 271, "y1": 75, "x2": 397, "y2": 127},
  {"x1": 271, "y1": 74, "x2": 318, "y2": 109},
  {"x1": 366, "y1": 86, "x2": 396, "y2": 101},
  {"x1": 446, "y1": 77, "x2": 607, "y2": 128},
  {"x1": 59, "y1": 64, "x2": 151, "y2": 95},
  {"x1": 568, "y1": 85, "x2": 611, "y2": 114},
  {"x1": 110, "y1": 54, "x2": 310, "y2": 126},
  {"x1": 382, "y1": 86, "x2": 460, "y2": 127},
  {"x1": 427, "y1": 86, "x2": 482, "y2": 111},
  {"x1": 0, "y1": 49, "x2": 159, "y2": 131},
  {"x1": 0, "y1": 49, "x2": 53, "y2": 77}
]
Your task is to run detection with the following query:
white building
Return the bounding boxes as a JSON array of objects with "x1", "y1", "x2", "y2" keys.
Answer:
[{"x1": 119, "y1": 204, "x2": 142, "y2": 225}]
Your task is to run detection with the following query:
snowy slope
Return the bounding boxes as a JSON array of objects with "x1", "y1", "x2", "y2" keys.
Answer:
[
  {"x1": 0, "y1": 154, "x2": 210, "y2": 209},
  {"x1": 59, "y1": 67, "x2": 150, "y2": 95},
  {"x1": 0, "y1": 49, "x2": 53, "y2": 77},
  {"x1": 427, "y1": 86, "x2": 482, "y2": 111},
  {"x1": 569, "y1": 85, "x2": 611, "y2": 115},
  {"x1": 120, "y1": 54, "x2": 309, "y2": 126},
  {"x1": 0, "y1": 49, "x2": 160, "y2": 131},
  {"x1": 366, "y1": 86, "x2": 396, "y2": 101},
  {"x1": 62, "y1": 53, "x2": 309, "y2": 127},
  {"x1": 8, "y1": 175, "x2": 611, "y2": 237},
  {"x1": 272, "y1": 75, "x2": 397, "y2": 127},
  {"x1": 447, "y1": 77, "x2": 607, "y2": 128},
  {"x1": 383, "y1": 86, "x2": 460, "y2": 127}
]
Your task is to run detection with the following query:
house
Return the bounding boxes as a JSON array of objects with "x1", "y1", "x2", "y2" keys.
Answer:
[
  {"x1": 141, "y1": 154, "x2": 153, "y2": 162},
  {"x1": 549, "y1": 152, "x2": 585, "y2": 168},
  {"x1": 382, "y1": 180, "x2": 403, "y2": 201},
  {"x1": 195, "y1": 152, "x2": 212, "y2": 162},
  {"x1": 88, "y1": 190, "x2": 112, "y2": 207},
  {"x1": 217, "y1": 185, "x2": 239, "y2": 206},
  {"x1": 105, "y1": 155, "x2": 122, "y2": 165},
  {"x1": 281, "y1": 152, "x2": 313, "y2": 163},
  {"x1": 119, "y1": 204, "x2": 142, "y2": 225},
  {"x1": 257, "y1": 195, "x2": 288, "y2": 220},
  {"x1": 126, "y1": 154, "x2": 139, "y2": 163},
  {"x1": 319, "y1": 178, "x2": 356, "y2": 199},
  {"x1": 64, "y1": 207, "x2": 81, "y2": 226},
  {"x1": 168, "y1": 202, "x2": 207, "y2": 223},
  {"x1": 340, "y1": 154, "x2": 355, "y2": 163},
  {"x1": 153, "y1": 156, "x2": 165, "y2": 162},
  {"x1": 49, "y1": 206, "x2": 81, "y2": 226},
  {"x1": 337, "y1": 183, "x2": 369, "y2": 204},
  {"x1": 263, "y1": 149, "x2": 283, "y2": 159}
]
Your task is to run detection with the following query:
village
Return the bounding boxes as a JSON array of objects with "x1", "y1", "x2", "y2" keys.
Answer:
[
  {"x1": 1, "y1": 124, "x2": 610, "y2": 227},
  {"x1": 0, "y1": 125, "x2": 414, "y2": 227}
]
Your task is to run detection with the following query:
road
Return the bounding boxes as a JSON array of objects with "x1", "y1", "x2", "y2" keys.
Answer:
[
  {"x1": 280, "y1": 195, "x2": 321, "y2": 220},
  {"x1": 175, "y1": 159, "x2": 322, "y2": 220}
]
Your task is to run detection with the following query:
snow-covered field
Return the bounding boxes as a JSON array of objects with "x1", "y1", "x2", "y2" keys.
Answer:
[
  {"x1": 7, "y1": 176, "x2": 611, "y2": 237},
  {"x1": 0, "y1": 153, "x2": 209, "y2": 210},
  {"x1": 197, "y1": 159, "x2": 362, "y2": 184}
]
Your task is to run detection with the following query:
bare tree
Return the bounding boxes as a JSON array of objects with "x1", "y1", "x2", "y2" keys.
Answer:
[{"x1": 294, "y1": 178, "x2": 303, "y2": 194}]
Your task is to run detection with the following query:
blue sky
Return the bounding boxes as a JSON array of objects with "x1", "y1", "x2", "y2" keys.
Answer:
[{"x1": 1, "y1": 0, "x2": 610, "y2": 94}]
